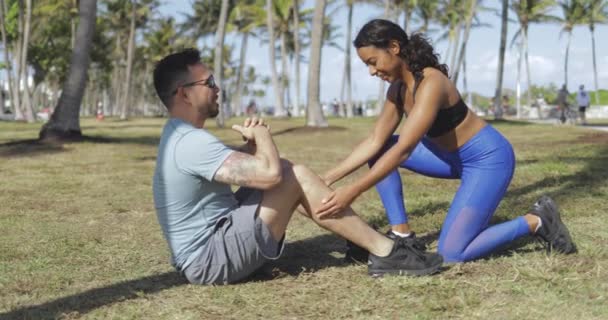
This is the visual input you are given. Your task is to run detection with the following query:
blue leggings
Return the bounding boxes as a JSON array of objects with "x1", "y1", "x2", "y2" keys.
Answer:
[{"x1": 369, "y1": 125, "x2": 531, "y2": 262}]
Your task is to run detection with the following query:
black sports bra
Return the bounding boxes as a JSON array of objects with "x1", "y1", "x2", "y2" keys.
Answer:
[{"x1": 397, "y1": 81, "x2": 468, "y2": 138}]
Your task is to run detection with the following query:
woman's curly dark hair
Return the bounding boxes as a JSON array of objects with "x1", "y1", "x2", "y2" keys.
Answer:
[{"x1": 354, "y1": 19, "x2": 448, "y2": 92}]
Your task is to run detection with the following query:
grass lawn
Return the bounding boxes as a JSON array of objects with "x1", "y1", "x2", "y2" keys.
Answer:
[{"x1": 1, "y1": 116, "x2": 607, "y2": 319}]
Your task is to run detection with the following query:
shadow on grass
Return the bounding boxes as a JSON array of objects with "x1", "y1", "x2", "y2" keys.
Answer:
[
  {"x1": 486, "y1": 119, "x2": 535, "y2": 126},
  {"x1": 506, "y1": 144, "x2": 608, "y2": 202},
  {"x1": 0, "y1": 139, "x2": 66, "y2": 158},
  {"x1": 271, "y1": 125, "x2": 347, "y2": 137},
  {"x1": 0, "y1": 234, "x2": 357, "y2": 319},
  {"x1": 0, "y1": 272, "x2": 186, "y2": 320},
  {"x1": 82, "y1": 135, "x2": 160, "y2": 146},
  {"x1": 249, "y1": 234, "x2": 350, "y2": 281}
]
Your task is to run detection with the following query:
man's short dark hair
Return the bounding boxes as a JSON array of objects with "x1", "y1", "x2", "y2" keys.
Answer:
[{"x1": 153, "y1": 48, "x2": 201, "y2": 109}]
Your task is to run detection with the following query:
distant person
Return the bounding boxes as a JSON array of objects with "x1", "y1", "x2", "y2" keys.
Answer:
[
  {"x1": 151, "y1": 48, "x2": 442, "y2": 285},
  {"x1": 576, "y1": 85, "x2": 590, "y2": 125},
  {"x1": 557, "y1": 84, "x2": 569, "y2": 124},
  {"x1": 246, "y1": 99, "x2": 257, "y2": 116},
  {"x1": 321, "y1": 19, "x2": 576, "y2": 264}
]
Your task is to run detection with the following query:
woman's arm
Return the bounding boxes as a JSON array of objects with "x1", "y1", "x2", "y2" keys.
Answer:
[
  {"x1": 323, "y1": 82, "x2": 404, "y2": 185},
  {"x1": 350, "y1": 73, "x2": 445, "y2": 195},
  {"x1": 316, "y1": 72, "x2": 446, "y2": 218}
]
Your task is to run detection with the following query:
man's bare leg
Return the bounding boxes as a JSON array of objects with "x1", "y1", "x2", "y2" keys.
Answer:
[{"x1": 256, "y1": 160, "x2": 393, "y2": 257}]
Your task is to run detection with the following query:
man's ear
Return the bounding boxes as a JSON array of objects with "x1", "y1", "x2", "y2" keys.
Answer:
[{"x1": 179, "y1": 86, "x2": 192, "y2": 105}]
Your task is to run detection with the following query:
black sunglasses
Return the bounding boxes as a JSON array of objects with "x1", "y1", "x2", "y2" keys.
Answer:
[{"x1": 172, "y1": 75, "x2": 216, "y2": 95}]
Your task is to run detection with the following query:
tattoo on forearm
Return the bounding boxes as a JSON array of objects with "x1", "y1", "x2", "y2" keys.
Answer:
[{"x1": 215, "y1": 152, "x2": 258, "y2": 186}]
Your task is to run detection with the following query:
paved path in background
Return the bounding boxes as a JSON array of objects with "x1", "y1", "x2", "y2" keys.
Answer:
[{"x1": 524, "y1": 119, "x2": 608, "y2": 132}]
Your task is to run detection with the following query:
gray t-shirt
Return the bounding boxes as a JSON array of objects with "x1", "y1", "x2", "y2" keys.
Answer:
[{"x1": 153, "y1": 118, "x2": 237, "y2": 270}]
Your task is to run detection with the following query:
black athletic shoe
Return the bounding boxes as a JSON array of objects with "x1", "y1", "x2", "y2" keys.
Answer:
[
  {"x1": 368, "y1": 237, "x2": 443, "y2": 277},
  {"x1": 344, "y1": 230, "x2": 422, "y2": 264},
  {"x1": 530, "y1": 195, "x2": 577, "y2": 254}
]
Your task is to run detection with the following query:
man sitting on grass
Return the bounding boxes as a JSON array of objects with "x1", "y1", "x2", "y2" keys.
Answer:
[{"x1": 151, "y1": 48, "x2": 443, "y2": 285}]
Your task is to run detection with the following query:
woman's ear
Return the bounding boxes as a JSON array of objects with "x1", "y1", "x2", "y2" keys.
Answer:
[{"x1": 388, "y1": 40, "x2": 401, "y2": 55}]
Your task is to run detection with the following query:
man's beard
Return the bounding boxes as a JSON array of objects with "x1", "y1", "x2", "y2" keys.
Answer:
[{"x1": 199, "y1": 102, "x2": 219, "y2": 118}]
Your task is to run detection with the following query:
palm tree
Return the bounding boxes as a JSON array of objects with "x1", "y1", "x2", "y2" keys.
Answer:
[
  {"x1": 558, "y1": 0, "x2": 586, "y2": 88},
  {"x1": 0, "y1": 0, "x2": 17, "y2": 120},
  {"x1": 451, "y1": 0, "x2": 479, "y2": 84},
  {"x1": 510, "y1": 0, "x2": 558, "y2": 117},
  {"x1": 228, "y1": 0, "x2": 262, "y2": 116},
  {"x1": 39, "y1": 0, "x2": 97, "y2": 141},
  {"x1": 585, "y1": 0, "x2": 608, "y2": 104},
  {"x1": 493, "y1": 0, "x2": 509, "y2": 119},
  {"x1": 415, "y1": 0, "x2": 439, "y2": 33},
  {"x1": 293, "y1": 0, "x2": 301, "y2": 116},
  {"x1": 341, "y1": 0, "x2": 355, "y2": 118},
  {"x1": 214, "y1": 0, "x2": 230, "y2": 127},
  {"x1": 120, "y1": 0, "x2": 136, "y2": 120},
  {"x1": 266, "y1": 0, "x2": 287, "y2": 117},
  {"x1": 306, "y1": 0, "x2": 328, "y2": 127}
]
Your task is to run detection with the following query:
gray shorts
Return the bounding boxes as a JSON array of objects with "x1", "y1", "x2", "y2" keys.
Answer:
[{"x1": 182, "y1": 188, "x2": 284, "y2": 285}]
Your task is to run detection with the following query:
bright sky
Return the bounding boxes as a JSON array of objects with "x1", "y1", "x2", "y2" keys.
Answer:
[{"x1": 159, "y1": 0, "x2": 608, "y2": 105}]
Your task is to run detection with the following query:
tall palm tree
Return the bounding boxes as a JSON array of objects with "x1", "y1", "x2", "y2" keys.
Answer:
[
  {"x1": 214, "y1": 0, "x2": 230, "y2": 127},
  {"x1": 558, "y1": 0, "x2": 586, "y2": 88},
  {"x1": 585, "y1": 0, "x2": 608, "y2": 104},
  {"x1": 451, "y1": 0, "x2": 479, "y2": 84},
  {"x1": 39, "y1": 0, "x2": 97, "y2": 141},
  {"x1": 306, "y1": 0, "x2": 328, "y2": 127},
  {"x1": 228, "y1": 0, "x2": 262, "y2": 116},
  {"x1": 415, "y1": 0, "x2": 439, "y2": 33},
  {"x1": 0, "y1": 0, "x2": 17, "y2": 120},
  {"x1": 293, "y1": 0, "x2": 301, "y2": 116},
  {"x1": 510, "y1": 0, "x2": 557, "y2": 117},
  {"x1": 266, "y1": 0, "x2": 286, "y2": 117},
  {"x1": 493, "y1": 0, "x2": 509, "y2": 119},
  {"x1": 341, "y1": 0, "x2": 355, "y2": 118},
  {"x1": 120, "y1": 0, "x2": 136, "y2": 120}
]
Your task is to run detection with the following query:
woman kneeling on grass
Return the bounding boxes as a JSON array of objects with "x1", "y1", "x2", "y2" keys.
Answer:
[{"x1": 317, "y1": 19, "x2": 577, "y2": 263}]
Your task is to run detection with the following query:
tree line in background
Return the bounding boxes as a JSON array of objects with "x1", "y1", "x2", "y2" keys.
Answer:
[{"x1": 0, "y1": 0, "x2": 605, "y2": 141}]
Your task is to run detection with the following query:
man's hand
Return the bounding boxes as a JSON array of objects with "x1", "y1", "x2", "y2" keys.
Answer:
[
  {"x1": 233, "y1": 117, "x2": 270, "y2": 142},
  {"x1": 243, "y1": 117, "x2": 270, "y2": 131},
  {"x1": 232, "y1": 123, "x2": 270, "y2": 142}
]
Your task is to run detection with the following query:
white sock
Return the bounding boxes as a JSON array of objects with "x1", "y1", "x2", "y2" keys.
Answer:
[
  {"x1": 391, "y1": 230, "x2": 411, "y2": 238},
  {"x1": 534, "y1": 217, "x2": 542, "y2": 233}
]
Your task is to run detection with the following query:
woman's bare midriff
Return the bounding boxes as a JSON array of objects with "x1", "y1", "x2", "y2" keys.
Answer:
[{"x1": 429, "y1": 110, "x2": 487, "y2": 152}]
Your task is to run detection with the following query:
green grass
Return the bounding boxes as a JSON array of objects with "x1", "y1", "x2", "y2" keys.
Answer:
[{"x1": 1, "y1": 117, "x2": 607, "y2": 319}]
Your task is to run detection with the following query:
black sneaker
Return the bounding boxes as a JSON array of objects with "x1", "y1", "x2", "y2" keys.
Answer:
[
  {"x1": 344, "y1": 230, "x2": 422, "y2": 264},
  {"x1": 368, "y1": 238, "x2": 443, "y2": 277},
  {"x1": 530, "y1": 195, "x2": 577, "y2": 254}
]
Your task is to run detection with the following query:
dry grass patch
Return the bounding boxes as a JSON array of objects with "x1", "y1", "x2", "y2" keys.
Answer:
[{"x1": 1, "y1": 117, "x2": 607, "y2": 319}]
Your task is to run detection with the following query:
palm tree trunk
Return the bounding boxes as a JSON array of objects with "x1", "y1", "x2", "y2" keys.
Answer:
[
  {"x1": 345, "y1": 1, "x2": 353, "y2": 118},
  {"x1": 280, "y1": 31, "x2": 290, "y2": 116},
  {"x1": 376, "y1": 0, "x2": 391, "y2": 115},
  {"x1": 120, "y1": 0, "x2": 136, "y2": 120},
  {"x1": 233, "y1": 32, "x2": 249, "y2": 117},
  {"x1": 293, "y1": 0, "x2": 301, "y2": 117},
  {"x1": 590, "y1": 25, "x2": 599, "y2": 104},
  {"x1": 266, "y1": 0, "x2": 285, "y2": 118},
  {"x1": 449, "y1": 22, "x2": 463, "y2": 73},
  {"x1": 492, "y1": 0, "x2": 508, "y2": 119},
  {"x1": 19, "y1": 0, "x2": 34, "y2": 122},
  {"x1": 524, "y1": 26, "x2": 531, "y2": 113},
  {"x1": 452, "y1": 0, "x2": 476, "y2": 84},
  {"x1": 0, "y1": 0, "x2": 17, "y2": 120},
  {"x1": 39, "y1": 0, "x2": 97, "y2": 141},
  {"x1": 306, "y1": 0, "x2": 328, "y2": 127},
  {"x1": 516, "y1": 37, "x2": 522, "y2": 118},
  {"x1": 403, "y1": 1, "x2": 412, "y2": 35},
  {"x1": 564, "y1": 30, "x2": 571, "y2": 88},
  {"x1": 214, "y1": 0, "x2": 229, "y2": 127}
]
